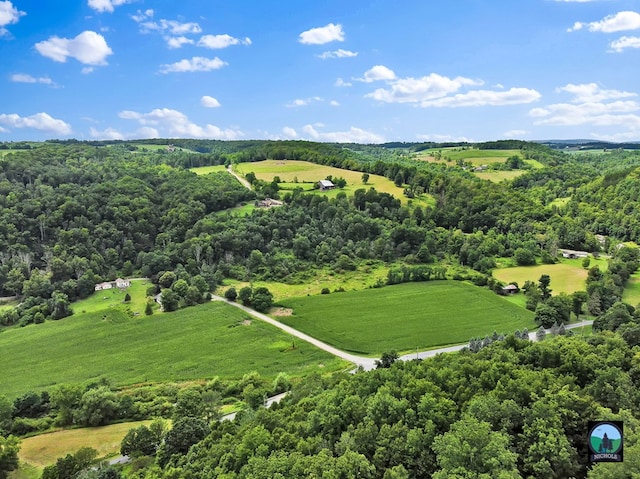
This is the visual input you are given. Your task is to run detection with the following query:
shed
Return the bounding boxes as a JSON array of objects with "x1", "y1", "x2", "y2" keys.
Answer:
[{"x1": 318, "y1": 180, "x2": 335, "y2": 191}]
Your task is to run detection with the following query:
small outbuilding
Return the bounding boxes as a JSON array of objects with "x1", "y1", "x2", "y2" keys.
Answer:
[
  {"x1": 501, "y1": 284, "x2": 520, "y2": 295},
  {"x1": 318, "y1": 180, "x2": 335, "y2": 191},
  {"x1": 560, "y1": 249, "x2": 589, "y2": 259}
]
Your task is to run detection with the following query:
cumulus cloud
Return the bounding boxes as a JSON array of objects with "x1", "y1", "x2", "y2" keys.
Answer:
[
  {"x1": 198, "y1": 34, "x2": 251, "y2": 49},
  {"x1": 35, "y1": 31, "x2": 113, "y2": 66},
  {"x1": 10, "y1": 73, "x2": 53, "y2": 84},
  {"x1": 299, "y1": 23, "x2": 344, "y2": 45},
  {"x1": 166, "y1": 36, "x2": 194, "y2": 49},
  {"x1": 201, "y1": 95, "x2": 221, "y2": 108},
  {"x1": 119, "y1": 107, "x2": 243, "y2": 139},
  {"x1": 131, "y1": 9, "x2": 153, "y2": 22},
  {"x1": 0, "y1": 112, "x2": 72, "y2": 134},
  {"x1": 358, "y1": 65, "x2": 397, "y2": 83},
  {"x1": 87, "y1": 0, "x2": 133, "y2": 13},
  {"x1": 0, "y1": 0, "x2": 24, "y2": 36},
  {"x1": 365, "y1": 72, "x2": 480, "y2": 103},
  {"x1": 282, "y1": 126, "x2": 298, "y2": 139},
  {"x1": 137, "y1": 18, "x2": 202, "y2": 35},
  {"x1": 530, "y1": 83, "x2": 640, "y2": 132},
  {"x1": 89, "y1": 127, "x2": 125, "y2": 140},
  {"x1": 610, "y1": 35, "x2": 640, "y2": 52},
  {"x1": 570, "y1": 11, "x2": 640, "y2": 33},
  {"x1": 159, "y1": 56, "x2": 227, "y2": 73},
  {"x1": 286, "y1": 96, "x2": 324, "y2": 108},
  {"x1": 317, "y1": 49, "x2": 358, "y2": 59},
  {"x1": 335, "y1": 78, "x2": 352, "y2": 87},
  {"x1": 299, "y1": 124, "x2": 384, "y2": 143}
]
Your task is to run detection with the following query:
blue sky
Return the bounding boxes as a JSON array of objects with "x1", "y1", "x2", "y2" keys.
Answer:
[{"x1": 1, "y1": 0, "x2": 640, "y2": 143}]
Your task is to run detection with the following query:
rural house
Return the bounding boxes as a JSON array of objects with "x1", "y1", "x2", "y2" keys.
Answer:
[
  {"x1": 560, "y1": 249, "x2": 589, "y2": 259},
  {"x1": 94, "y1": 278, "x2": 131, "y2": 291},
  {"x1": 318, "y1": 179, "x2": 335, "y2": 191},
  {"x1": 115, "y1": 278, "x2": 131, "y2": 289},
  {"x1": 94, "y1": 282, "x2": 113, "y2": 292}
]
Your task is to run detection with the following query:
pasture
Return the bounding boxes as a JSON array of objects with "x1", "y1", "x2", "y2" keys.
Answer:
[
  {"x1": 231, "y1": 160, "x2": 434, "y2": 206},
  {"x1": 73, "y1": 279, "x2": 154, "y2": 316},
  {"x1": 622, "y1": 272, "x2": 640, "y2": 306},
  {"x1": 0, "y1": 302, "x2": 345, "y2": 399},
  {"x1": 492, "y1": 258, "x2": 608, "y2": 295},
  {"x1": 474, "y1": 170, "x2": 526, "y2": 182},
  {"x1": 190, "y1": 164, "x2": 227, "y2": 175},
  {"x1": 275, "y1": 281, "x2": 535, "y2": 355},
  {"x1": 17, "y1": 420, "x2": 152, "y2": 470}
]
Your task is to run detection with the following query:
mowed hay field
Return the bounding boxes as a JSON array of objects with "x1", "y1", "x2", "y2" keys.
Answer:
[
  {"x1": 231, "y1": 160, "x2": 434, "y2": 206},
  {"x1": 18, "y1": 421, "x2": 152, "y2": 469},
  {"x1": 493, "y1": 259, "x2": 608, "y2": 295},
  {"x1": 276, "y1": 281, "x2": 534, "y2": 355},
  {"x1": 0, "y1": 302, "x2": 345, "y2": 398},
  {"x1": 190, "y1": 164, "x2": 227, "y2": 175},
  {"x1": 623, "y1": 272, "x2": 640, "y2": 306}
]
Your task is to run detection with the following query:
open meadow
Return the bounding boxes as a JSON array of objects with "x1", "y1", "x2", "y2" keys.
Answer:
[
  {"x1": 275, "y1": 281, "x2": 535, "y2": 355},
  {"x1": 230, "y1": 160, "x2": 435, "y2": 207},
  {"x1": 73, "y1": 279, "x2": 155, "y2": 316},
  {"x1": 0, "y1": 302, "x2": 346, "y2": 399},
  {"x1": 623, "y1": 272, "x2": 640, "y2": 306},
  {"x1": 190, "y1": 165, "x2": 227, "y2": 175},
  {"x1": 492, "y1": 257, "x2": 608, "y2": 295},
  {"x1": 16, "y1": 420, "x2": 152, "y2": 471}
]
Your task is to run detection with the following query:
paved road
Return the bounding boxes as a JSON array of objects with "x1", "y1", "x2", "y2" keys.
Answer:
[{"x1": 212, "y1": 295, "x2": 594, "y2": 371}]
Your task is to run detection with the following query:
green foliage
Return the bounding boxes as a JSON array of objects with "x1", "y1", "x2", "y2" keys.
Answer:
[
  {"x1": 224, "y1": 287, "x2": 238, "y2": 301},
  {"x1": 0, "y1": 435, "x2": 19, "y2": 479},
  {"x1": 75, "y1": 386, "x2": 119, "y2": 427}
]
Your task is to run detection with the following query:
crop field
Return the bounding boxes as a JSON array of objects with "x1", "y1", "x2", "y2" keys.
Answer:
[
  {"x1": 0, "y1": 302, "x2": 345, "y2": 398},
  {"x1": 190, "y1": 164, "x2": 227, "y2": 175},
  {"x1": 17, "y1": 420, "x2": 152, "y2": 470},
  {"x1": 231, "y1": 160, "x2": 433, "y2": 206},
  {"x1": 275, "y1": 281, "x2": 535, "y2": 355},
  {"x1": 492, "y1": 258, "x2": 608, "y2": 295},
  {"x1": 73, "y1": 279, "x2": 155, "y2": 316}
]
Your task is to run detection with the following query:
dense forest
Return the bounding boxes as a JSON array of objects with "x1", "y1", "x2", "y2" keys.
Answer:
[{"x1": 2, "y1": 139, "x2": 640, "y2": 477}]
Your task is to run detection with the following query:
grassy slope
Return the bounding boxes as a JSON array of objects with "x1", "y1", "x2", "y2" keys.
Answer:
[
  {"x1": 492, "y1": 257, "x2": 609, "y2": 295},
  {"x1": 190, "y1": 165, "x2": 227, "y2": 175},
  {"x1": 17, "y1": 421, "x2": 152, "y2": 469},
  {"x1": 73, "y1": 280, "x2": 155, "y2": 316},
  {"x1": 0, "y1": 302, "x2": 345, "y2": 398},
  {"x1": 276, "y1": 281, "x2": 535, "y2": 355},
  {"x1": 230, "y1": 160, "x2": 435, "y2": 207},
  {"x1": 623, "y1": 271, "x2": 640, "y2": 306}
]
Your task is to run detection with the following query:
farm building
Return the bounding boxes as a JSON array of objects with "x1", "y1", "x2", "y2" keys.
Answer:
[
  {"x1": 560, "y1": 249, "x2": 589, "y2": 259},
  {"x1": 94, "y1": 282, "x2": 113, "y2": 291},
  {"x1": 115, "y1": 278, "x2": 131, "y2": 289},
  {"x1": 318, "y1": 180, "x2": 335, "y2": 191},
  {"x1": 94, "y1": 278, "x2": 131, "y2": 291},
  {"x1": 256, "y1": 198, "x2": 283, "y2": 208},
  {"x1": 501, "y1": 284, "x2": 520, "y2": 295}
]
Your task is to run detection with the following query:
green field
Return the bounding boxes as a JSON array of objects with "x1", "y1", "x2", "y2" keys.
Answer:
[
  {"x1": 0, "y1": 302, "x2": 346, "y2": 398},
  {"x1": 73, "y1": 279, "x2": 155, "y2": 316},
  {"x1": 493, "y1": 258, "x2": 608, "y2": 295},
  {"x1": 419, "y1": 148, "x2": 521, "y2": 164},
  {"x1": 232, "y1": 160, "x2": 434, "y2": 206},
  {"x1": 17, "y1": 420, "x2": 152, "y2": 470},
  {"x1": 190, "y1": 165, "x2": 227, "y2": 175},
  {"x1": 275, "y1": 281, "x2": 535, "y2": 355},
  {"x1": 474, "y1": 170, "x2": 527, "y2": 182},
  {"x1": 622, "y1": 273, "x2": 640, "y2": 307}
]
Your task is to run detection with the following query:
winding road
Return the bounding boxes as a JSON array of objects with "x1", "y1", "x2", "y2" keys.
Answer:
[{"x1": 211, "y1": 295, "x2": 594, "y2": 371}]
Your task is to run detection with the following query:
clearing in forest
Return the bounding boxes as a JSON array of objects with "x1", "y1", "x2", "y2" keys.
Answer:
[{"x1": 276, "y1": 281, "x2": 534, "y2": 355}]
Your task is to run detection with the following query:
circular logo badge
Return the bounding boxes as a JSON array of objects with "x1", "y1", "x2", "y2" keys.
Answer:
[{"x1": 589, "y1": 422, "x2": 623, "y2": 455}]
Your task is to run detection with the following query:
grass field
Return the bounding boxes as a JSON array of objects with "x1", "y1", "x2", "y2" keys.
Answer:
[
  {"x1": 474, "y1": 170, "x2": 527, "y2": 182},
  {"x1": 418, "y1": 148, "x2": 521, "y2": 164},
  {"x1": 220, "y1": 263, "x2": 390, "y2": 301},
  {"x1": 231, "y1": 160, "x2": 434, "y2": 207},
  {"x1": 622, "y1": 272, "x2": 640, "y2": 306},
  {"x1": 492, "y1": 258, "x2": 609, "y2": 295},
  {"x1": 275, "y1": 281, "x2": 535, "y2": 355},
  {"x1": 17, "y1": 420, "x2": 152, "y2": 470},
  {"x1": 73, "y1": 279, "x2": 155, "y2": 316},
  {"x1": 190, "y1": 165, "x2": 227, "y2": 175},
  {"x1": 0, "y1": 302, "x2": 346, "y2": 398}
]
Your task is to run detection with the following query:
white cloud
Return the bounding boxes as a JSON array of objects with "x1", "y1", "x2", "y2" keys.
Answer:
[
  {"x1": 35, "y1": 31, "x2": 113, "y2": 66},
  {"x1": 131, "y1": 9, "x2": 153, "y2": 22},
  {"x1": 419, "y1": 87, "x2": 541, "y2": 108},
  {"x1": 330, "y1": 100, "x2": 340, "y2": 107},
  {"x1": 10, "y1": 73, "x2": 53, "y2": 84},
  {"x1": 201, "y1": 95, "x2": 221, "y2": 108},
  {"x1": 359, "y1": 65, "x2": 396, "y2": 83},
  {"x1": 0, "y1": 1, "x2": 24, "y2": 36},
  {"x1": 530, "y1": 83, "x2": 640, "y2": 130},
  {"x1": 87, "y1": 0, "x2": 133, "y2": 13},
  {"x1": 610, "y1": 35, "x2": 640, "y2": 52},
  {"x1": 557, "y1": 83, "x2": 636, "y2": 102},
  {"x1": 198, "y1": 34, "x2": 251, "y2": 49},
  {"x1": 0, "y1": 112, "x2": 72, "y2": 135},
  {"x1": 299, "y1": 23, "x2": 344, "y2": 45},
  {"x1": 90, "y1": 127, "x2": 124, "y2": 140},
  {"x1": 166, "y1": 36, "x2": 194, "y2": 49},
  {"x1": 282, "y1": 127, "x2": 298, "y2": 139},
  {"x1": 119, "y1": 107, "x2": 243, "y2": 139},
  {"x1": 317, "y1": 49, "x2": 358, "y2": 59},
  {"x1": 572, "y1": 11, "x2": 640, "y2": 33},
  {"x1": 366, "y1": 72, "x2": 480, "y2": 103},
  {"x1": 286, "y1": 96, "x2": 324, "y2": 108},
  {"x1": 335, "y1": 78, "x2": 352, "y2": 87},
  {"x1": 159, "y1": 56, "x2": 227, "y2": 74},
  {"x1": 301, "y1": 124, "x2": 384, "y2": 143},
  {"x1": 138, "y1": 19, "x2": 202, "y2": 35}
]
